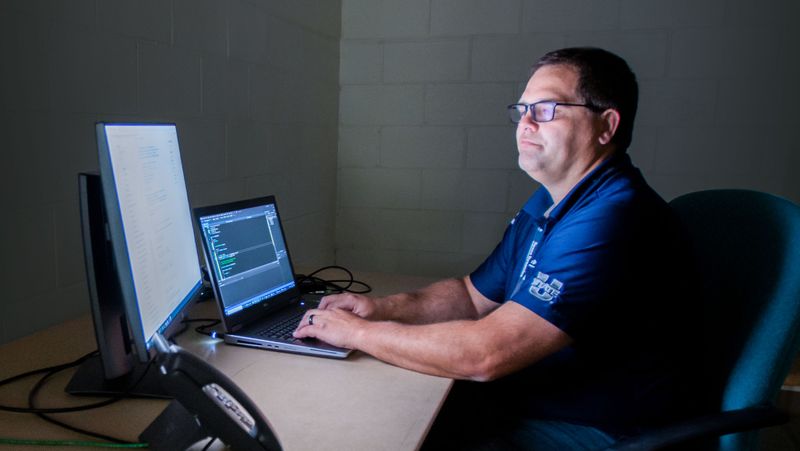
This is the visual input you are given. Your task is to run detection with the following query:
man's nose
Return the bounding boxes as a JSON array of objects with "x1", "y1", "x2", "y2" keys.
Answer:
[{"x1": 518, "y1": 109, "x2": 539, "y2": 129}]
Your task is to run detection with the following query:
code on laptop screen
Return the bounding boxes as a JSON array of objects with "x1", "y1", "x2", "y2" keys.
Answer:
[{"x1": 199, "y1": 203, "x2": 295, "y2": 315}]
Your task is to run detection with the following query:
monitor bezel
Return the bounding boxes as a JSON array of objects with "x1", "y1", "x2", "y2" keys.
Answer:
[{"x1": 96, "y1": 122, "x2": 202, "y2": 362}]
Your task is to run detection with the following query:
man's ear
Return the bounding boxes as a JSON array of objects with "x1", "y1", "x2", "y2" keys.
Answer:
[{"x1": 598, "y1": 109, "x2": 620, "y2": 146}]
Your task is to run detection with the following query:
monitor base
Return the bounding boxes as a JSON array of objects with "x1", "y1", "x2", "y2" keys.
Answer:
[{"x1": 65, "y1": 354, "x2": 170, "y2": 399}]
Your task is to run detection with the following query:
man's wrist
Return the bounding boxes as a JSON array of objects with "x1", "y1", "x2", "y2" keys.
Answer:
[
  {"x1": 352, "y1": 317, "x2": 374, "y2": 350},
  {"x1": 371, "y1": 296, "x2": 394, "y2": 321}
]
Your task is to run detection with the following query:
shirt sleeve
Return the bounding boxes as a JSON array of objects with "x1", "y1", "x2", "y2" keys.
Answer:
[
  {"x1": 469, "y1": 215, "x2": 518, "y2": 303},
  {"x1": 470, "y1": 189, "x2": 553, "y2": 302}
]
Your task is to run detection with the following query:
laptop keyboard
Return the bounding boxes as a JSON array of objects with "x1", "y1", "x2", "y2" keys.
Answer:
[{"x1": 255, "y1": 309, "x2": 306, "y2": 340}]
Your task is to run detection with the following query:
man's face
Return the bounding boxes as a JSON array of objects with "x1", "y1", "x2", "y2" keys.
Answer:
[{"x1": 515, "y1": 64, "x2": 604, "y2": 186}]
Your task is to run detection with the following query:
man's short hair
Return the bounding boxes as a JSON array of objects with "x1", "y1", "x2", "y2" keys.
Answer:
[{"x1": 533, "y1": 47, "x2": 638, "y2": 153}]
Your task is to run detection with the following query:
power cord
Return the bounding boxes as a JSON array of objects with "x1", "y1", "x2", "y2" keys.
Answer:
[
  {"x1": 295, "y1": 265, "x2": 372, "y2": 295},
  {"x1": 29, "y1": 368, "x2": 127, "y2": 443},
  {"x1": 183, "y1": 318, "x2": 224, "y2": 340},
  {"x1": 0, "y1": 351, "x2": 116, "y2": 414},
  {"x1": 30, "y1": 360, "x2": 156, "y2": 444},
  {"x1": 0, "y1": 350, "x2": 150, "y2": 447}
]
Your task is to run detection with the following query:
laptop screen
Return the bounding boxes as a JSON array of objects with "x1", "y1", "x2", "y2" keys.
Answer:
[{"x1": 198, "y1": 201, "x2": 296, "y2": 317}]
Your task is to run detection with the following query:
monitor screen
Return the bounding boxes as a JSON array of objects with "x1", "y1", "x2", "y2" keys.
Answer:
[{"x1": 96, "y1": 123, "x2": 202, "y2": 362}]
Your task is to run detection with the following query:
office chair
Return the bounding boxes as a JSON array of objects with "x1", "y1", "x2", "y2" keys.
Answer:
[{"x1": 610, "y1": 189, "x2": 800, "y2": 451}]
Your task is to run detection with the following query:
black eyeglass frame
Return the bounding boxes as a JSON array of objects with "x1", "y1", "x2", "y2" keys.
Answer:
[{"x1": 507, "y1": 101, "x2": 604, "y2": 123}]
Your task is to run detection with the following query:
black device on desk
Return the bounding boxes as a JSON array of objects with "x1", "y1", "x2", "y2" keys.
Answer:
[
  {"x1": 143, "y1": 334, "x2": 281, "y2": 451},
  {"x1": 67, "y1": 123, "x2": 280, "y2": 449}
]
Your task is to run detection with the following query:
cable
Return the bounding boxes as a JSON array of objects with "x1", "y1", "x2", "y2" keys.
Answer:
[
  {"x1": 295, "y1": 265, "x2": 372, "y2": 295},
  {"x1": 0, "y1": 349, "x2": 150, "y2": 446},
  {"x1": 165, "y1": 313, "x2": 217, "y2": 342},
  {"x1": 0, "y1": 351, "x2": 127, "y2": 414},
  {"x1": 0, "y1": 438, "x2": 147, "y2": 448},
  {"x1": 183, "y1": 318, "x2": 223, "y2": 339},
  {"x1": 169, "y1": 317, "x2": 191, "y2": 339},
  {"x1": 28, "y1": 362, "x2": 152, "y2": 444},
  {"x1": 0, "y1": 351, "x2": 96, "y2": 391}
]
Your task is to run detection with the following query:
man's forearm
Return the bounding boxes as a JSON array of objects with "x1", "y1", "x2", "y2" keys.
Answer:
[
  {"x1": 375, "y1": 277, "x2": 480, "y2": 324},
  {"x1": 354, "y1": 318, "x2": 490, "y2": 380},
  {"x1": 351, "y1": 301, "x2": 570, "y2": 382}
]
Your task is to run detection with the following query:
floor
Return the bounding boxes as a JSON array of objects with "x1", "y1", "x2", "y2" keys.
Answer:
[{"x1": 760, "y1": 390, "x2": 800, "y2": 450}]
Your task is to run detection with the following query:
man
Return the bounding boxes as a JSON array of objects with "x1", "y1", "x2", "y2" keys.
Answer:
[{"x1": 295, "y1": 47, "x2": 697, "y2": 449}]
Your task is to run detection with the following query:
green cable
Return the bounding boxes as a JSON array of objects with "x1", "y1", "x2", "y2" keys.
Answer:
[{"x1": 0, "y1": 438, "x2": 148, "y2": 448}]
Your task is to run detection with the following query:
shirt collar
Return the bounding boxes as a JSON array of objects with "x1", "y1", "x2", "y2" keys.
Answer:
[{"x1": 522, "y1": 152, "x2": 633, "y2": 222}]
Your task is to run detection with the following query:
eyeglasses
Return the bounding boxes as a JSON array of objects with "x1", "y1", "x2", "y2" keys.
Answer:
[{"x1": 507, "y1": 101, "x2": 601, "y2": 123}]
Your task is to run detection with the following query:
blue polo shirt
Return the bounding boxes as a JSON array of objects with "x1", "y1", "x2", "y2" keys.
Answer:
[{"x1": 470, "y1": 153, "x2": 697, "y2": 434}]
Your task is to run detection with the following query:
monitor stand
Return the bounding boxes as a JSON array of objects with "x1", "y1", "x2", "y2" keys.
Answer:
[{"x1": 65, "y1": 354, "x2": 170, "y2": 399}]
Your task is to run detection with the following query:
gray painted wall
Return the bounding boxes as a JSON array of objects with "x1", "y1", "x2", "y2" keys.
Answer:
[
  {"x1": 336, "y1": 0, "x2": 800, "y2": 277},
  {"x1": 0, "y1": 0, "x2": 341, "y2": 343}
]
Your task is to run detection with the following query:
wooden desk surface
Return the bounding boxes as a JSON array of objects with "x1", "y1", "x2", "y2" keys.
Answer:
[{"x1": 0, "y1": 271, "x2": 452, "y2": 451}]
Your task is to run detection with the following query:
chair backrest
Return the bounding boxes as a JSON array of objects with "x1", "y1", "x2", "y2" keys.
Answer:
[{"x1": 669, "y1": 189, "x2": 800, "y2": 449}]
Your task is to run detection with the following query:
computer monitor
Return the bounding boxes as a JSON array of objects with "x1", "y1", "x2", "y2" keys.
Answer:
[{"x1": 66, "y1": 123, "x2": 202, "y2": 397}]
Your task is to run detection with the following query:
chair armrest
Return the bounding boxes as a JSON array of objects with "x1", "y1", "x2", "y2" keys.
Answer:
[{"x1": 607, "y1": 405, "x2": 789, "y2": 451}]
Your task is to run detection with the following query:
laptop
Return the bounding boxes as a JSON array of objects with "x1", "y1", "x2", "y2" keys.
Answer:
[{"x1": 193, "y1": 195, "x2": 352, "y2": 359}]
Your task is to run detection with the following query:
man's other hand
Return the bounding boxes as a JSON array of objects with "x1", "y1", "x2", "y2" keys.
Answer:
[{"x1": 318, "y1": 293, "x2": 384, "y2": 320}]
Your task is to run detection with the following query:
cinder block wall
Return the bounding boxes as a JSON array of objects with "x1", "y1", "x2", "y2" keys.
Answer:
[
  {"x1": 0, "y1": 1, "x2": 341, "y2": 343},
  {"x1": 336, "y1": 0, "x2": 800, "y2": 278}
]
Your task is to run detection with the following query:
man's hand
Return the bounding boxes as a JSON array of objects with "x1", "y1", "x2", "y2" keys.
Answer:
[
  {"x1": 293, "y1": 308, "x2": 367, "y2": 349},
  {"x1": 318, "y1": 292, "x2": 385, "y2": 320}
]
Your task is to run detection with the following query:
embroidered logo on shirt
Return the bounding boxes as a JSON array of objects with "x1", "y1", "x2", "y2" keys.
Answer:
[{"x1": 529, "y1": 271, "x2": 563, "y2": 302}]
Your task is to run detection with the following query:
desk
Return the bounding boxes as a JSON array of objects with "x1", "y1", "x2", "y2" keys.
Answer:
[{"x1": 0, "y1": 271, "x2": 452, "y2": 451}]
